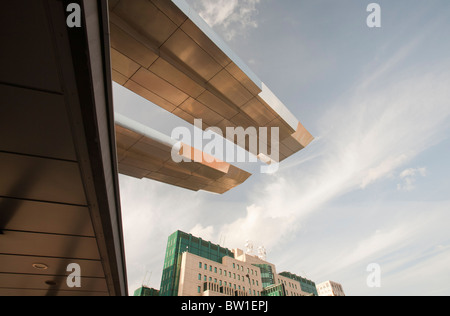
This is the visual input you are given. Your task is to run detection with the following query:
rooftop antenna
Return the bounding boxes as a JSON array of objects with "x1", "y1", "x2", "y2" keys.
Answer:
[
  {"x1": 257, "y1": 246, "x2": 267, "y2": 261},
  {"x1": 142, "y1": 270, "x2": 152, "y2": 288},
  {"x1": 245, "y1": 240, "x2": 254, "y2": 255}
]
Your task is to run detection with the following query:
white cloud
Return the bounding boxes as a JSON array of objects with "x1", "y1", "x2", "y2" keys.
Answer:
[
  {"x1": 397, "y1": 167, "x2": 427, "y2": 191},
  {"x1": 118, "y1": 175, "x2": 208, "y2": 293},
  {"x1": 215, "y1": 31, "x2": 450, "y2": 254},
  {"x1": 400, "y1": 167, "x2": 427, "y2": 179},
  {"x1": 383, "y1": 249, "x2": 450, "y2": 296},
  {"x1": 330, "y1": 225, "x2": 416, "y2": 273},
  {"x1": 360, "y1": 155, "x2": 408, "y2": 189},
  {"x1": 187, "y1": 0, "x2": 261, "y2": 40},
  {"x1": 189, "y1": 224, "x2": 215, "y2": 242},
  {"x1": 278, "y1": 200, "x2": 450, "y2": 295}
]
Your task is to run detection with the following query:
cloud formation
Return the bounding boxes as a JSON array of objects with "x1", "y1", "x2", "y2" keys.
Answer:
[
  {"x1": 397, "y1": 167, "x2": 427, "y2": 191},
  {"x1": 187, "y1": 0, "x2": 261, "y2": 40},
  {"x1": 215, "y1": 32, "x2": 450, "y2": 257}
]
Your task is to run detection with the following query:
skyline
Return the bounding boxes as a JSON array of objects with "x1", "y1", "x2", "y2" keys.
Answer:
[{"x1": 116, "y1": 0, "x2": 450, "y2": 296}]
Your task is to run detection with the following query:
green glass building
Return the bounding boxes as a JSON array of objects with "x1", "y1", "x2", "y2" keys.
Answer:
[
  {"x1": 279, "y1": 272, "x2": 318, "y2": 296},
  {"x1": 134, "y1": 286, "x2": 160, "y2": 297},
  {"x1": 160, "y1": 231, "x2": 234, "y2": 296},
  {"x1": 261, "y1": 284, "x2": 287, "y2": 297},
  {"x1": 253, "y1": 264, "x2": 276, "y2": 289}
]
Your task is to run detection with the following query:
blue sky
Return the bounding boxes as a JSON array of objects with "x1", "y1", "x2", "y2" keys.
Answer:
[{"x1": 116, "y1": 0, "x2": 450, "y2": 296}]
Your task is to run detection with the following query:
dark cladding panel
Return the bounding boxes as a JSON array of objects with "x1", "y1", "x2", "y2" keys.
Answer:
[{"x1": 0, "y1": 1, "x2": 61, "y2": 92}]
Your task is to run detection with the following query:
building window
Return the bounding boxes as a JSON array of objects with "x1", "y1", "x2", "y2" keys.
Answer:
[
  {"x1": 215, "y1": 267, "x2": 217, "y2": 273},
  {"x1": 233, "y1": 263, "x2": 235, "y2": 269},
  {"x1": 204, "y1": 264, "x2": 207, "y2": 270},
  {"x1": 198, "y1": 274, "x2": 201, "y2": 280},
  {"x1": 204, "y1": 275, "x2": 207, "y2": 281},
  {"x1": 198, "y1": 286, "x2": 201, "y2": 294},
  {"x1": 199, "y1": 262, "x2": 202, "y2": 269}
]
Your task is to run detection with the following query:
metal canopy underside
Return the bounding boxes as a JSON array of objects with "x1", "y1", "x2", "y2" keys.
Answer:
[
  {"x1": 108, "y1": 0, "x2": 314, "y2": 168},
  {"x1": 0, "y1": 0, "x2": 127, "y2": 296},
  {"x1": 115, "y1": 114, "x2": 251, "y2": 194}
]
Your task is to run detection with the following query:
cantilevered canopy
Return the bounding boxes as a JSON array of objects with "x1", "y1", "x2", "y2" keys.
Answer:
[
  {"x1": 115, "y1": 114, "x2": 251, "y2": 194},
  {"x1": 108, "y1": 0, "x2": 314, "y2": 164}
]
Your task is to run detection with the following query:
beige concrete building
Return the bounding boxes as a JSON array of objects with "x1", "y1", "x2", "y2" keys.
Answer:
[
  {"x1": 316, "y1": 280, "x2": 346, "y2": 296},
  {"x1": 176, "y1": 247, "x2": 311, "y2": 297}
]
